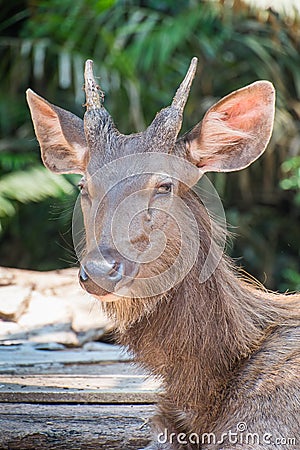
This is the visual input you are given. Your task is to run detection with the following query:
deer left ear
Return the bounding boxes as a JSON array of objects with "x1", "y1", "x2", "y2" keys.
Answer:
[
  {"x1": 185, "y1": 81, "x2": 275, "y2": 172},
  {"x1": 26, "y1": 89, "x2": 88, "y2": 174}
]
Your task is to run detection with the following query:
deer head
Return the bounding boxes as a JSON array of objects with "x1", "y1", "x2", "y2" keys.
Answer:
[{"x1": 26, "y1": 58, "x2": 275, "y2": 303}]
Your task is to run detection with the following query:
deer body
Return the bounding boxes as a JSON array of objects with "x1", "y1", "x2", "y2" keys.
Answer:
[
  {"x1": 26, "y1": 58, "x2": 300, "y2": 449},
  {"x1": 116, "y1": 259, "x2": 300, "y2": 449}
]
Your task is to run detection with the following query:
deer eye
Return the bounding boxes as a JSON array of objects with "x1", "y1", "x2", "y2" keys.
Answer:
[{"x1": 156, "y1": 182, "x2": 173, "y2": 195}]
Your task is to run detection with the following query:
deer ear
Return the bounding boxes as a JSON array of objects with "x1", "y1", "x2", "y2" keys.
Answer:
[
  {"x1": 185, "y1": 81, "x2": 275, "y2": 172},
  {"x1": 26, "y1": 89, "x2": 88, "y2": 174}
]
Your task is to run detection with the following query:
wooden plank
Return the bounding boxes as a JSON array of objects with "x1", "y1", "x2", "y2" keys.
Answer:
[
  {"x1": 0, "y1": 403, "x2": 155, "y2": 449},
  {"x1": 1, "y1": 361, "x2": 146, "y2": 376},
  {"x1": 0, "y1": 343, "x2": 160, "y2": 447},
  {"x1": 0, "y1": 344, "x2": 131, "y2": 373},
  {"x1": 0, "y1": 373, "x2": 161, "y2": 404},
  {"x1": 0, "y1": 343, "x2": 162, "y2": 404}
]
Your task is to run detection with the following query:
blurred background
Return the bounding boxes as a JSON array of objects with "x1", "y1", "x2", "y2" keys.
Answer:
[{"x1": 0, "y1": 0, "x2": 299, "y2": 292}]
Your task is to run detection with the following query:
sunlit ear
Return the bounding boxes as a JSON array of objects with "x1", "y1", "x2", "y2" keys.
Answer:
[
  {"x1": 26, "y1": 89, "x2": 88, "y2": 174},
  {"x1": 185, "y1": 81, "x2": 275, "y2": 172}
]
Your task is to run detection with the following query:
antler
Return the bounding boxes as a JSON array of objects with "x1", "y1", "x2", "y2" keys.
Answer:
[
  {"x1": 83, "y1": 57, "x2": 198, "y2": 154},
  {"x1": 145, "y1": 57, "x2": 198, "y2": 152},
  {"x1": 83, "y1": 59, "x2": 118, "y2": 151},
  {"x1": 172, "y1": 57, "x2": 198, "y2": 113},
  {"x1": 84, "y1": 60, "x2": 104, "y2": 110}
]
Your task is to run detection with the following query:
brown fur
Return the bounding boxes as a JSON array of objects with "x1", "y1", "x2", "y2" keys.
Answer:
[
  {"x1": 103, "y1": 192, "x2": 300, "y2": 449},
  {"x1": 26, "y1": 59, "x2": 299, "y2": 449}
]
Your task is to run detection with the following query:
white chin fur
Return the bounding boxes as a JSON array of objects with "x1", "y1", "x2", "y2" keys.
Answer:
[{"x1": 94, "y1": 292, "x2": 125, "y2": 303}]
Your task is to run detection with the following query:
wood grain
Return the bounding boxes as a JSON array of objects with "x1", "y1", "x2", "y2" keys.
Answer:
[
  {"x1": 0, "y1": 403, "x2": 155, "y2": 449},
  {"x1": 0, "y1": 343, "x2": 159, "y2": 449}
]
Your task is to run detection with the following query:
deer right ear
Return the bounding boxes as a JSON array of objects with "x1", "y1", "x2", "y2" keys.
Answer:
[
  {"x1": 26, "y1": 89, "x2": 88, "y2": 174},
  {"x1": 184, "y1": 81, "x2": 275, "y2": 173}
]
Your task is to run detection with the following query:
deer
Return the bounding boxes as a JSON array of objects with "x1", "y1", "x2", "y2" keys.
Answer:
[{"x1": 26, "y1": 57, "x2": 300, "y2": 450}]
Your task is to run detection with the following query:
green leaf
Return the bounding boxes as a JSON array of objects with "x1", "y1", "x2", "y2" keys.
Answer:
[{"x1": 0, "y1": 166, "x2": 74, "y2": 205}]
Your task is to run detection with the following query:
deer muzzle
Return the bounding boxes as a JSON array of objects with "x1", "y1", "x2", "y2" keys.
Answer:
[{"x1": 79, "y1": 246, "x2": 139, "y2": 298}]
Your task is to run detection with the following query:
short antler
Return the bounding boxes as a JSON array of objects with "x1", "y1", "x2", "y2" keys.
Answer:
[
  {"x1": 84, "y1": 59, "x2": 104, "y2": 110},
  {"x1": 145, "y1": 57, "x2": 198, "y2": 151},
  {"x1": 83, "y1": 59, "x2": 118, "y2": 151},
  {"x1": 172, "y1": 57, "x2": 198, "y2": 113}
]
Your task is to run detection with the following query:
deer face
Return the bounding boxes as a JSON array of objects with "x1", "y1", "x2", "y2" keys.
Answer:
[
  {"x1": 26, "y1": 58, "x2": 275, "y2": 302},
  {"x1": 76, "y1": 154, "x2": 187, "y2": 299}
]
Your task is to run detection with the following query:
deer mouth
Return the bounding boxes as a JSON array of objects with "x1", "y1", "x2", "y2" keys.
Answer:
[
  {"x1": 79, "y1": 281, "x2": 134, "y2": 303},
  {"x1": 79, "y1": 275, "x2": 109, "y2": 297}
]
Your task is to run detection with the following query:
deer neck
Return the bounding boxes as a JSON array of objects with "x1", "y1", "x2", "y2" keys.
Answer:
[
  {"x1": 116, "y1": 257, "x2": 283, "y2": 427},
  {"x1": 103, "y1": 193, "x2": 287, "y2": 426}
]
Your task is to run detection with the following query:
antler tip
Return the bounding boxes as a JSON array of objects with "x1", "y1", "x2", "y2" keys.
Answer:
[
  {"x1": 189, "y1": 57, "x2": 198, "y2": 78},
  {"x1": 172, "y1": 57, "x2": 198, "y2": 111},
  {"x1": 84, "y1": 59, "x2": 94, "y2": 77},
  {"x1": 84, "y1": 59, "x2": 104, "y2": 110}
]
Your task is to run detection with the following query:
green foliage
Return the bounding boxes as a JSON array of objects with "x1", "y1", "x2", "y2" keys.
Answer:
[
  {"x1": 278, "y1": 154, "x2": 300, "y2": 290},
  {"x1": 0, "y1": 0, "x2": 299, "y2": 290},
  {"x1": 280, "y1": 156, "x2": 300, "y2": 204},
  {"x1": 0, "y1": 166, "x2": 74, "y2": 222},
  {"x1": 282, "y1": 267, "x2": 300, "y2": 292}
]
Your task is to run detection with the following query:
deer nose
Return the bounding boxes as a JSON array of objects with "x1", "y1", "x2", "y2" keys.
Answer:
[
  {"x1": 79, "y1": 247, "x2": 137, "y2": 296},
  {"x1": 81, "y1": 259, "x2": 124, "y2": 282}
]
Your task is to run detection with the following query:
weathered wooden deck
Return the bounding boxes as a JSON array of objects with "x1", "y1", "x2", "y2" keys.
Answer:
[{"x1": 0, "y1": 343, "x2": 160, "y2": 449}]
